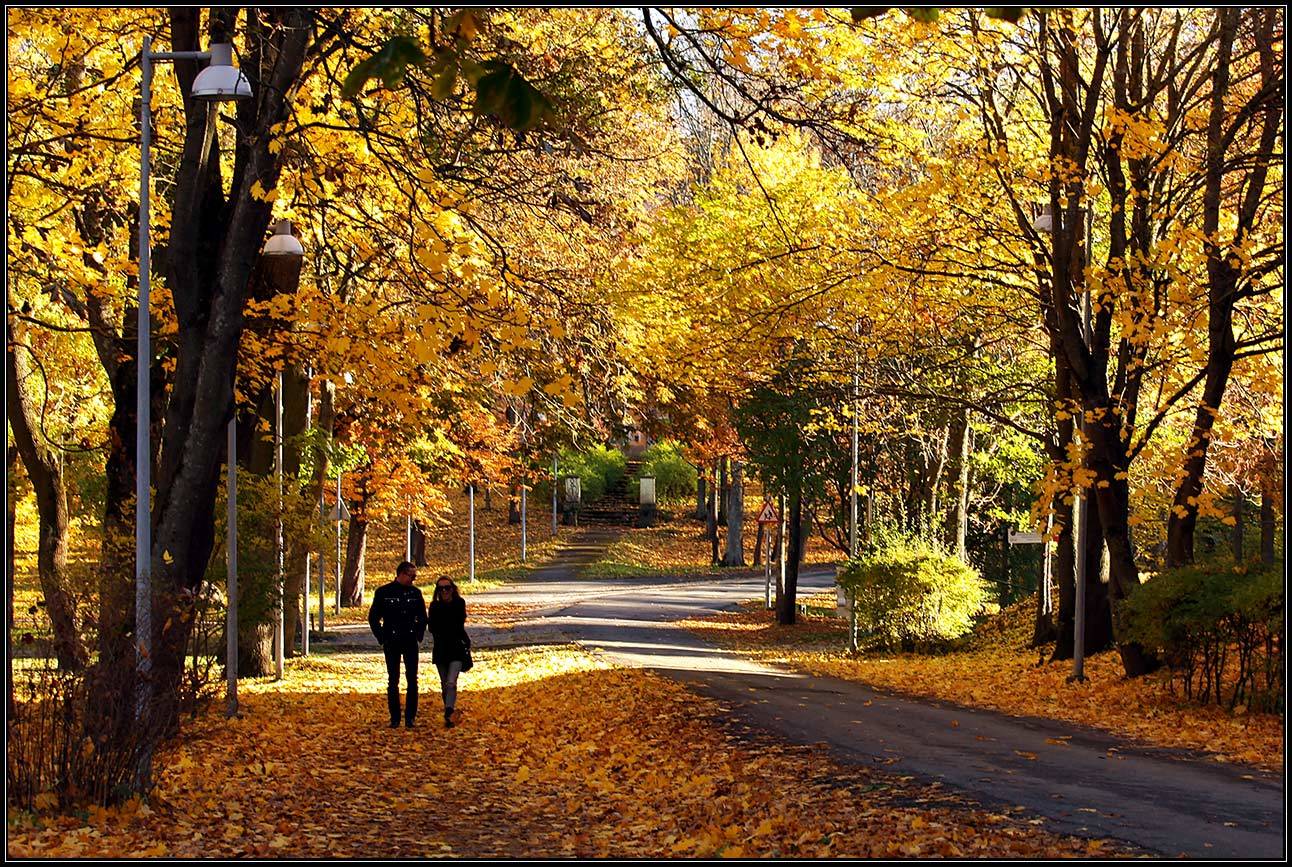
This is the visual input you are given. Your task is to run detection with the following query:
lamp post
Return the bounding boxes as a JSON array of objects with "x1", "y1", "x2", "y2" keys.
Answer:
[
  {"x1": 226, "y1": 419, "x2": 238, "y2": 717},
  {"x1": 137, "y1": 38, "x2": 251, "y2": 723},
  {"x1": 1034, "y1": 201, "x2": 1089, "y2": 683},
  {"x1": 520, "y1": 415, "x2": 529, "y2": 563},
  {"x1": 263, "y1": 220, "x2": 304, "y2": 677},
  {"x1": 551, "y1": 454, "x2": 558, "y2": 537}
]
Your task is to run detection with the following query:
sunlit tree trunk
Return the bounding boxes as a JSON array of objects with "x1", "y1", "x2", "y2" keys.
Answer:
[
  {"x1": 718, "y1": 457, "x2": 728, "y2": 526},
  {"x1": 341, "y1": 476, "x2": 370, "y2": 607},
  {"x1": 7, "y1": 445, "x2": 17, "y2": 715},
  {"x1": 723, "y1": 461, "x2": 745, "y2": 566},
  {"x1": 281, "y1": 364, "x2": 309, "y2": 656},
  {"x1": 777, "y1": 484, "x2": 802, "y2": 625},
  {"x1": 944, "y1": 407, "x2": 971, "y2": 560},
  {"x1": 6, "y1": 339, "x2": 84, "y2": 670}
]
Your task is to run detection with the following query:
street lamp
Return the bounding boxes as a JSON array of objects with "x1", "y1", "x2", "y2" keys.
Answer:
[
  {"x1": 223, "y1": 219, "x2": 304, "y2": 710},
  {"x1": 267, "y1": 221, "x2": 304, "y2": 677},
  {"x1": 137, "y1": 38, "x2": 251, "y2": 721},
  {"x1": 1033, "y1": 201, "x2": 1089, "y2": 683}
]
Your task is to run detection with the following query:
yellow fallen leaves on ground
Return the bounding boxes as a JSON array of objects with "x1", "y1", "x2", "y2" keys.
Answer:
[
  {"x1": 683, "y1": 602, "x2": 1283, "y2": 771},
  {"x1": 8, "y1": 645, "x2": 1132, "y2": 858}
]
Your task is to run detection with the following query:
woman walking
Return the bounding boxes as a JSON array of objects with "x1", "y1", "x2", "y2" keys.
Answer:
[{"x1": 429, "y1": 576, "x2": 470, "y2": 728}]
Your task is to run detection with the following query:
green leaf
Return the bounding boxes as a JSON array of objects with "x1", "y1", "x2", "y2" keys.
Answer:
[
  {"x1": 473, "y1": 67, "x2": 512, "y2": 118},
  {"x1": 851, "y1": 7, "x2": 890, "y2": 23},
  {"x1": 472, "y1": 64, "x2": 549, "y2": 132},
  {"x1": 903, "y1": 8, "x2": 941, "y2": 23},
  {"x1": 984, "y1": 8, "x2": 1027, "y2": 23},
  {"x1": 342, "y1": 35, "x2": 427, "y2": 99}
]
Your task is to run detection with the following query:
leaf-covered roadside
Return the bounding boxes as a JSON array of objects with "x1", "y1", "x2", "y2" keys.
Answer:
[
  {"x1": 8, "y1": 646, "x2": 1133, "y2": 858},
  {"x1": 683, "y1": 602, "x2": 1284, "y2": 771}
]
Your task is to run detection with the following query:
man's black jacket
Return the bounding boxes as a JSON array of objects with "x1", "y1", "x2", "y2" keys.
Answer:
[{"x1": 368, "y1": 581, "x2": 428, "y2": 645}]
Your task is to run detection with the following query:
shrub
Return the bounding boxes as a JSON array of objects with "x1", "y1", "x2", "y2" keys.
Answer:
[
  {"x1": 558, "y1": 445, "x2": 626, "y2": 504},
  {"x1": 631, "y1": 440, "x2": 697, "y2": 504},
  {"x1": 1120, "y1": 562, "x2": 1284, "y2": 712},
  {"x1": 837, "y1": 531, "x2": 989, "y2": 652}
]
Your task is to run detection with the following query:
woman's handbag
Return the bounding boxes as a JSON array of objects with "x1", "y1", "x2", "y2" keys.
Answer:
[{"x1": 460, "y1": 633, "x2": 474, "y2": 672}]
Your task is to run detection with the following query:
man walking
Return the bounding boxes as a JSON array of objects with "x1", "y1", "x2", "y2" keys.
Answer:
[{"x1": 368, "y1": 561, "x2": 428, "y2": 727}]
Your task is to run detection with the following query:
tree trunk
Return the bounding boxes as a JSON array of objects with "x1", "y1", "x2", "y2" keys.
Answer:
[
  {"x1": 136, "y1": 9, "x2": 313, "y2": 725},
  {"x1": 1164, "y1": 9, "x2": 1278, "y2": 571},
  {"x1": 6, "y1": 340, "x2": 85, "y2": 670},
  {"x1": 238, "y1": 619, "x2": 275, "y2": 677},
  {"x1": 944, "y1": 408, "x2": 971, "y2": 560},
  {"x1": 718, "y1": 457, "x2": 728, "y2": 526},
  {"x1": 7, "y1": 445, "x2": 17, "y2": 716},
  {"x1": 752, "y1": 519, "x2": 765, "y2": 567},
  {"x1": 695, "y1": 474, "x2": 707, "y2": 521},
  {"x1": 484, "y1": 486, "x2": 493, "y2": 511},
  {"x1": 1260, "y1": 484, "x2": 1276, "y2": 567},
  {"x1": 777, "y1": 485, "x2": 802, "y2": 625},
  {"x1": 341, "y1": 511, "x2": 368, "y2": 608},
  {"x1": 96, "y1": 351, "x2": 141, "y2": 677},
  {"x1": 798, "y1": 505, "x2": 810, "y2": 564},
  {"x1": 508, "y1": 487, "x2": 521, "y2": 525},
  {"x1": 1052, "y1": 496, "x2": 1114, "y2": 660},
  {"x1": 926, "y1": 423, "x2": 950, "y2": 526},
  {"x1": 723, "y1": 461, "x2": 745, "y2": 566},
  {"x1": 1032, "y1": 546, "x2": 1057, "y2": 647},
  {"x1": 706, "y1": 466, "x2": 719, "y2": 564},
  {"x1": 412, "y1": 520, "x2": 429, "y2": 567},
  {"x1": 280, "y1": 364, "x2": 309, "y2": 657}
]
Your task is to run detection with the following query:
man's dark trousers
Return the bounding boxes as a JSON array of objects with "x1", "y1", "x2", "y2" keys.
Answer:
[{"x1": 384, "y1": 639, "x2": 419, "y2": 725}]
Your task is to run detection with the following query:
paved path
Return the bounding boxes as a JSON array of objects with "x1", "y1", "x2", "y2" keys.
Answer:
[
  {"x1": 314, "y1": 539, "x2": 1285, "y2": 858},
  {"x1": 547, "y1": 573, "x2": 1284, "y2": 859}
]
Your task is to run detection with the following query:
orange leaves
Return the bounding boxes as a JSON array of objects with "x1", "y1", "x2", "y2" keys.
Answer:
[{"x1": 9, "y1": 643, "x2": 1133, "y2": 858}]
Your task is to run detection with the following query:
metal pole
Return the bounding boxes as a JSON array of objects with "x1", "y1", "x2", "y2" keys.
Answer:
[
  {"x1": 301, "y1": 558, "x2": 310, "y2": 656},
  {"x1": 226, "y1": 417, "x2": 238, "y2": 717},
  {"x1": 469, "y1": 483, "x2": 476, "y2": 582},
  {"x1": 317, "y1": 493, "x2": 325, "y2": 634},
  {"x1": 551, "y1": 455, "x2": 558, "y2": 537},
  {"x1": 135, "y1": 36, "x2": 154, "y2": 725},
  {"x1": 1072, "y1": 215, "x2": 1091, "y2": 684},
  {"x1": 778, "y1": 492, "x2": 787, "y2": 611},
  {"x1": 764, "y1": 527, "x2": 773, "y2": 610},
  {"x1": 335, "y1": 471, "x2": 341, "y2": 613},
  {"x1": 521, "y1": 478, "x2": 527, "y2": 563},
  {"x1": 405, "y1": 511, "x2": 412, "y2": 562},
  {"x1": 133, "y1": 44, "x2": 213, "y2": 786},
  {"x1": 301, "y1": 370, "x2": 312, "y2": 657},
  {"x1": 274, "y1": 371, "x2": 284, "y2": 679}
]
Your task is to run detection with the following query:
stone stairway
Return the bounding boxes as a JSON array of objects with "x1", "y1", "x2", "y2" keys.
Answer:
[{"x1": 578, "y1": 459, "x2": 643, "y2": 525}]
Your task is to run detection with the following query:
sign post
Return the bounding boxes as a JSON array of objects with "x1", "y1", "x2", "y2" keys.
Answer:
[{"x1": 756, "y1": 501, "x2": 779, "y2": 610}]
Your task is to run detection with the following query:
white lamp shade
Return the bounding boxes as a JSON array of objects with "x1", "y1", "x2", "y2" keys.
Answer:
[
  {"x1": 263, "y1": 220, "x2": 304, "y2": 256},
  {"x1": 192, "y1": 43, "x2": 252, "y2": 101}
]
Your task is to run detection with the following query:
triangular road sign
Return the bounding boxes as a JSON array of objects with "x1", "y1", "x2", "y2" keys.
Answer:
[
  {"x1": 756, "y1": 501, "x2": 779, "y2": 524},
  {"x1": 327, "y1": 498, "x2": 350, "y2": 523}
]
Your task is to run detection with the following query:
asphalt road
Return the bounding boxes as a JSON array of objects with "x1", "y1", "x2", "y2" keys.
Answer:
[
  {"x1": 319, "y1": 554, "x2": 1285, "y2": 858},
  {"x1": 546, "y1": 571, "x2": 1285, "y2": 859}
]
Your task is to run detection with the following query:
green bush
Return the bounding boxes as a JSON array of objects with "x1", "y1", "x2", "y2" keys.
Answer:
[
  {"x1": 837, "y1": 531, "x2": 988, "y2": 652},
  {"x1": 631, "y1": 440, "x2": 697, "y2": 504},
  {"x1": 1120, "y1": 562, "x2": 1284, "y2": 712},
  {"x1": 558, "y1": 445, "x2": 626, "y2": 504}
]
